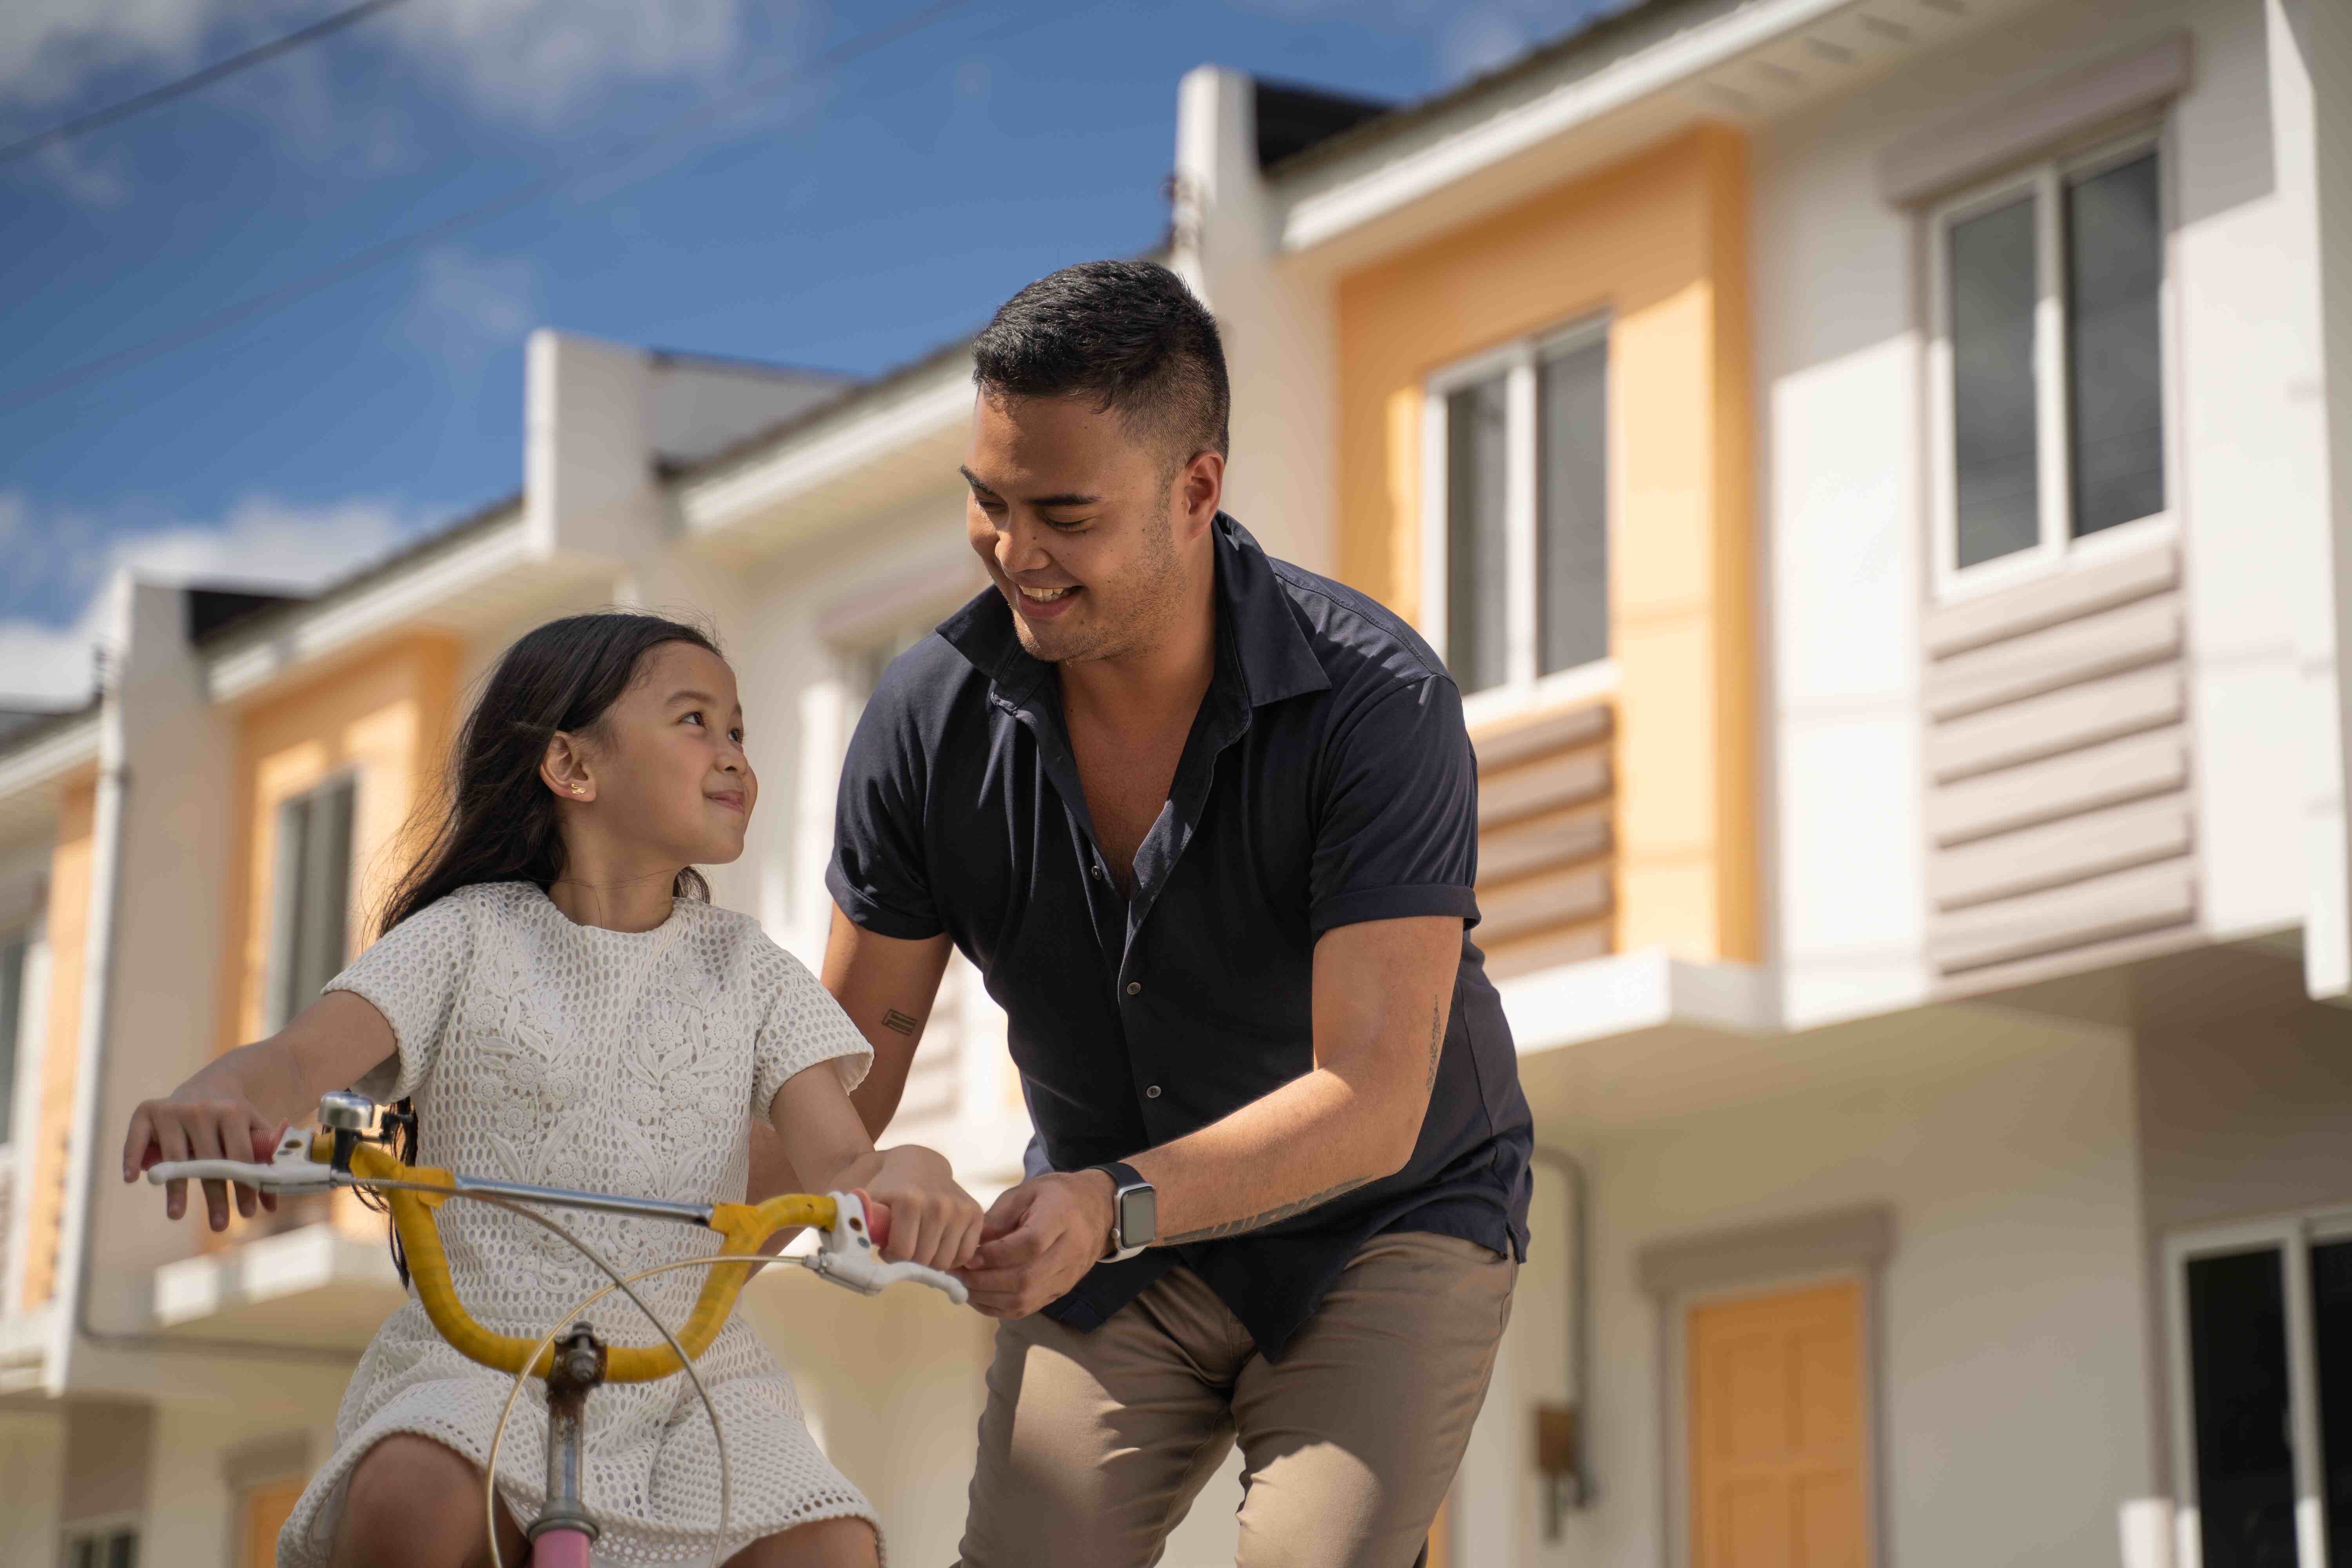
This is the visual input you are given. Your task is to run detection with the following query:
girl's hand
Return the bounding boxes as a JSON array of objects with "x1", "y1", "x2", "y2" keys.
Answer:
[
  {"x1": 122, "y1": 1086, "x2": 286, "y2": 1231},
  {"x1": 860, "y1": 1145, "x2": 984, "y2": 1272}
]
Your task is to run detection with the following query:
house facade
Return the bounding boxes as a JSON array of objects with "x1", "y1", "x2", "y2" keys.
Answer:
[{"x1": 3, "y1": 0, "x2": 2349, "y2": 1564}]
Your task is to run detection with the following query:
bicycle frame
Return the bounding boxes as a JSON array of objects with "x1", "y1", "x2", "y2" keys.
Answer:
[{"x1": 149, "y1": 1091, "x2": 965, "y2": 1565}]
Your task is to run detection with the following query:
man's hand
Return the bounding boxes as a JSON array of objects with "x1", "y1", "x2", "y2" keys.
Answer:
[{"x1": 956, "y1": 1171, "x2": 1115, "y2": 1319}]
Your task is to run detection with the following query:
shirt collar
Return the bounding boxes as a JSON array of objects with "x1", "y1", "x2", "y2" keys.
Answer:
[{"x1": 937, "y1": 513, "x2": 1332, "y2": 712}]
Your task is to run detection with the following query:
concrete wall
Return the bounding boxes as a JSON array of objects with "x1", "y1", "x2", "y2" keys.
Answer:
[
  {"x1": 1463, "y1": 1009, "x2": 2154, "y2": 1567},
  {"x1": 1174, "y1": 67, "x2": 1341, "y2": 577}
]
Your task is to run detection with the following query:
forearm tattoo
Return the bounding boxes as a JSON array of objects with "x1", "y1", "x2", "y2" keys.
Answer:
[
  {"x1": 1160, "y1": 1175, "x2": 1374, "y2": 1245},
  {"x1": 880, "y1": 1008, "x2": 919, "y2": 1036}
]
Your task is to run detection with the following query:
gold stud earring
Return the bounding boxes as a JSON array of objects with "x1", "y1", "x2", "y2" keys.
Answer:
[{"x1": 570, "y1": 784, "x2": 584, "y2": 794}]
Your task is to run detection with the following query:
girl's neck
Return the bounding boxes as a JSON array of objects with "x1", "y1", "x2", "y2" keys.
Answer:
[{"x1": 545, "y1": 860, "x2": 683, "y2": 933}]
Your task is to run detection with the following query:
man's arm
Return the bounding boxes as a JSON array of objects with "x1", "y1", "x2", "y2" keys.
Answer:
[
  {"x1": 822, "y1": 905, "x2": 956, "y2": 1138},
  {"x1": 956, "y1": 914, "x2": 1458, "y2": 1318},
  {"x1": 746, "y1": 907, "x2": 954, "y2": 1209}
]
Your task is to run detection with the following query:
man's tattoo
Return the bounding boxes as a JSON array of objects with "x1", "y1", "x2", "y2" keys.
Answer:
[
  {"x1": 880, "y1": 1007, "x2": 919, "y2": 1036},
  {"x1": 1425, "y1": 999, "x2": 1443, "y2": 1090},
  {"x1": 1160, "y1": 1176, "x2": 1374, "y2": 1245}
]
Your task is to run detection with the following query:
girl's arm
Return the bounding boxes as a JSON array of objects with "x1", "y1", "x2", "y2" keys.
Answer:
[
  {"x1": 121, "y1": 989, "x2": 397, "y2": 1230},
  {"x1": 766, "y1": 1062, "x2": 983, "y2": 1274}
]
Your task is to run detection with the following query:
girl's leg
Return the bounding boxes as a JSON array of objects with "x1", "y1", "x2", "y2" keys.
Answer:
[
  {"x1": 722, "y1": 1517, "x2": 881, "y2": 1568},
  {"x1": 329, "y1": 1434, "x2": 532, "y2": 1568}
]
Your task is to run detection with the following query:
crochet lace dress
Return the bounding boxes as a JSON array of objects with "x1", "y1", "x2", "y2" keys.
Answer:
[{"x1": 278, "y1": 882, "x2": 878, "y2": 1567}]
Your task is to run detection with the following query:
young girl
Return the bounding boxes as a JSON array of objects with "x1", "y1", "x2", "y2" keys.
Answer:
[{"x1": 122, "y1": 612, "x2": 980, "y2": 1568}]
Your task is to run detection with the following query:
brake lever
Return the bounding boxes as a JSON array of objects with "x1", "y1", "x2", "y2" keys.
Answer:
[
  {"x1": 804, "y1": 1191, "x2": 970, "y2": 1305},
  {"x1": 145, "y1": 1128, "x2": 334, "y2": 1192}
]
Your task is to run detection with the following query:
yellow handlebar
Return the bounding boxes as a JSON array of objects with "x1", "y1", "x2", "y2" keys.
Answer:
[{"x1": 319, "y1": 1136, "x2": 833, "y2": 1382}]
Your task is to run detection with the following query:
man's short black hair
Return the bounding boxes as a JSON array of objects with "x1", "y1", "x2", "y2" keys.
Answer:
[{"x1": 971, "y1": 260, "x2": 1230, "y2": 474}]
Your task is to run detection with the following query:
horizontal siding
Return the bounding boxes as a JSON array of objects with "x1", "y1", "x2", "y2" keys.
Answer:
[
  {"x1": 1473, "y1": 702, "x2": 1615, "y2": 980},
  {"x1": 1921, "y1": 544, "x2": 2196, "y2": 986}
]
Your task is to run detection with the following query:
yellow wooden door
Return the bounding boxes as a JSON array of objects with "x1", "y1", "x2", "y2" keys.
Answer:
[
  {"x1": 1688, "y1": 1280, "x2": 1868, "y2": 1568},
  {"x1": 238, "y1": 1476, "x2": 307, "y2": 1568}
]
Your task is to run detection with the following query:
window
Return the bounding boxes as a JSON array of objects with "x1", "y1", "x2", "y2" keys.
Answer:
[
  {"x1": 63, "y1": 1528, "x2": 138, "y2": 1568},
  {"x1": 266, "y1": 776, "x2": 356, "y2": 1031},
  {"x1": 2168, "y1": 1214, "x2": 2352, "y2": 1568},
  {"x1": 0, "y1": 929, "x2": 25, "y2": 1140},
  {"x1": 1931, "y1": 135, "x2": 2168, "y2": 589},
  {"x1": 1423, "y1": 320, "x2": 1611, "y2": 704}
]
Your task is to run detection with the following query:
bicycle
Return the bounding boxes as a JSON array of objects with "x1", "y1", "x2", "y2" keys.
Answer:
[{"x1": 148, "y1": 1089, "x2": 967, "y2": 1568}]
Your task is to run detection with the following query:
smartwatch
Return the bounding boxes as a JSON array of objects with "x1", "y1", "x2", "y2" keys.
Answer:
[{"x1": 1089, "y1": 1161, "x2": 1157, "y2": 1262}]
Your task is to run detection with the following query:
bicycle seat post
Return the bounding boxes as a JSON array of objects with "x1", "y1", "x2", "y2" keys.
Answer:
[{"x1": 528, "y1": 1324, "x2": 608, "y2": 1567}]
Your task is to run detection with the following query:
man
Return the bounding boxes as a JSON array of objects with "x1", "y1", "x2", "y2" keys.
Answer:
[{"x1": 823, "y1": 260, "x2": 1533, "y2": 1567}]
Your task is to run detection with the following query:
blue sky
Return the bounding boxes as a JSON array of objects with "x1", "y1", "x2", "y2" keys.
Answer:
[{"x1": 0, "y1": 0, "x2": 1619, "y2": 705}]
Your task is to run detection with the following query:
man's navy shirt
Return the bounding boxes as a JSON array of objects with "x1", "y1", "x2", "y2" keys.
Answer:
[{"x1": 828, "y1": 515, "x2": 1534, "y2": 1355}]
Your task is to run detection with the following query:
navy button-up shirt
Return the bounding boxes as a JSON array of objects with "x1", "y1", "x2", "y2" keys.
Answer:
[{"x1": 828, "y1": 515, "x2": 1534, "y2": 1355}]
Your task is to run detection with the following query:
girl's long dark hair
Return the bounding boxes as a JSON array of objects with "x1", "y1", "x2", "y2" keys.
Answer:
[{"x1": 367, "y1": 611, "x2": 720, "y2": 1281}]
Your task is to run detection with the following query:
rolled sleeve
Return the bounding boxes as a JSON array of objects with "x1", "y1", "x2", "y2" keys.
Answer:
[
  {"x1": 1308, "y1": 676, "x2": 1483, "y2": 938},
  {"x1": 827, "y1": 666, "x2": 945, "y2": 941}
]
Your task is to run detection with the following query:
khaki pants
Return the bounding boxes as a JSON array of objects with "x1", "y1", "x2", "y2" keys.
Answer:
[{"x1": 956, "y1": 1231, "x2": 1515, "y2": 1568}]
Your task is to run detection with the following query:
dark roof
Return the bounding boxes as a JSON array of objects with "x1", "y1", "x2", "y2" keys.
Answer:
[
  {"x1": 186, "y1": 588, "x2": 305, "y2": 644},
  {"x1": 645, "y1": 345, "x2": 862, "y2": 383},
  {"x1": 1251, "y1": 79, "x2": 1392, "y2": 169},
  {"x1": 0, "y1": 699, "x2": 97, "y2": 762},
  {"x1": 192, "y1": 490, "x2": 523, "y2": 650},
  {"x1": 1262, "y1": 0, "x2": 1672, "y2": 179},
  {"x1": 659, "y1": 328, "x2": 980, "y2": 485}
]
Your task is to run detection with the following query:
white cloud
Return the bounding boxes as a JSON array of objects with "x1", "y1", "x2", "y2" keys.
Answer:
[
  {"x1": 2, "y1": 0, "x2": 759, "y2": 134},
  {"x1": 0, "y1": 488, "x2": 432, "y2": 706},
  {"x1": 403, "y1": 245, "x2": 540, "y2": 373}
]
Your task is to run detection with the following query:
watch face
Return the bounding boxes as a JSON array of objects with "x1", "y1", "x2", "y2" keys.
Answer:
[{"x1": 1117, "y1": 1184, "x2": 1158, "y2": 1248}]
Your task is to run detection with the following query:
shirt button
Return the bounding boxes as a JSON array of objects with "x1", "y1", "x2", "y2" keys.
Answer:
[
  {"x1": 1126, "y1": 981, "x2": 1141, "y2": 996},
  {"x1": 1091, "y1": 863, "x2": 1103, "y2": 880},
  {"x1": 1145, "y1": 1085, "x2": 1162, "y2": 1099}
]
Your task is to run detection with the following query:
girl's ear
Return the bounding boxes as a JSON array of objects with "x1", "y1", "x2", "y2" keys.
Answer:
[{"x1": 542, "y1": 731, "x2": 595, "y2": 803}]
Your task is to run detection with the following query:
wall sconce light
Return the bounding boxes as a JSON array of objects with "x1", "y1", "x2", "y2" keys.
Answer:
[{"x1": 1536, "y1": 1400, "x2": 1585, "y2": 1538}]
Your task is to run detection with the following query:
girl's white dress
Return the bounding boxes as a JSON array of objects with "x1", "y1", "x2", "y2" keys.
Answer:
[{"x1": 279, "y1": 882, "x2": 878, "y2": 1566}]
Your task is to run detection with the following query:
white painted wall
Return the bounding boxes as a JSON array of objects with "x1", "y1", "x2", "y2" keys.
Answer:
[
  {"x1": 0, "y1": 1409, "x2": 65, "y2": 1564},
  {"x1": 144, "y1": 1399, "x2": 340, "y2": 1568},
  {"x1": 56, "y1": 580, "x2": 240, "y2": 1397},
  {"x1": 1174, "y1": 67, "x2": 1340, "y2": 578},
  {"x1": 1750, "y1": 73, "x2": 1932, "y2": 1031},
  {"x1": 1460, "y1": 1010, "x2": 2154, "y2": 1567}
]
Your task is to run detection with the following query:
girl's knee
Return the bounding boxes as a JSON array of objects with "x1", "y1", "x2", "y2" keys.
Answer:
[
  {"x1": 335, "y1": 1436, "x2": 505, "y2": 1565},
  {"x1": 727, "y1": 1515, "x2": 880, "y2": 1568}
]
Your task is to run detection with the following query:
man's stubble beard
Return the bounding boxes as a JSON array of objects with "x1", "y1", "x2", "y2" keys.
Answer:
[{"x1": 1014, "y1": 505, "x2": 1183, "y2": 668}]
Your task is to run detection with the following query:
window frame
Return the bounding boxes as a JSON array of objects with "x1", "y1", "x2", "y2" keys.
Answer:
[
  {"x1": 1925, "y1": 123, "x2": 2178, "y2": 603},
  {"x1": 263, "y1": 770, "x2": 360, "y2": 1033},
  {"x1": 2162, "y1": 1207, "x2": 2352, "y2": 1568},
  {"x1": 1419, "y1": 314, "x2": 1619, "y2": 728},
  {"x1": 59, "y1": 1519, "x2": 140, "y2": 1568}
]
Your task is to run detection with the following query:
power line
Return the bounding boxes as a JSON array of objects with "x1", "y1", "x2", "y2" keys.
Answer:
[
  {"x1": 0, "y1": 0, "x2": 980, "y2": 420},
  {"x1": 0, "y1": 0, "x2": 418, "y2": 167}
]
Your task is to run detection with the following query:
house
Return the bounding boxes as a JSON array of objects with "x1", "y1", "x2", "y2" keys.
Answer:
[{"x1": 2, "y1": 0, "x2": 2347, "y2": 1563}]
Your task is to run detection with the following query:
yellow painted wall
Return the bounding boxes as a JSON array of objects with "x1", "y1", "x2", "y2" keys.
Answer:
[
  {"x1": 1336, "y1": 126, "x2": 1757, "y2": 963},
  {"x1": 214, "y1": 635, "x2": 459, "y2": 1243},
  {"x1": 21, "y1": 772, "x2": 96, "y2": 1310}
]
